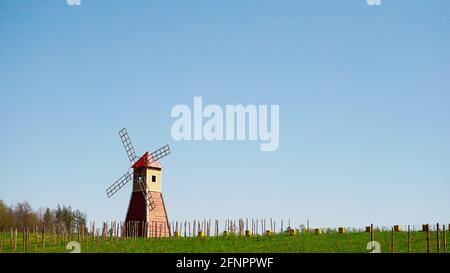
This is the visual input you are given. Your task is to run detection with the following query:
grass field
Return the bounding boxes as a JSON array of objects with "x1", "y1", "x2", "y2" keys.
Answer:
[{"x1": 0, "y1": 230, "x2": 446, "y2": 253}]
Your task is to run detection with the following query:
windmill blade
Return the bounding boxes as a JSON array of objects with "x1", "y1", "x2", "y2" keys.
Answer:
[
  {"x1": 147, "y1": 144, "x2": 171, "y2": 164},
  {"x1": 106, "y1": 171, "x2": 133, "y2": 198},
  {"x1": 137, "y1": 177, "x2": 156, "y2": 213},
  {"x1": 119, "y1": 128, "x2": 137, "y2": 164}
]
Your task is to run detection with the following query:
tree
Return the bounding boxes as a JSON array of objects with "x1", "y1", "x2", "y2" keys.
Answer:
[
  {"x1": 55, "y1": 205, "x2": 63, "y2": 228},
  {"x1": 0, "y1": 199, "x2": 14, "y2": 229},
  {"x1": 0, "y1": 200, "x2": 88, "y2": 230},
  {"x1": 62, "y1": 205, "x2": 74, "y2": 230},
  {"x1": 73, "y1": 209, "x2": 87, "y2": 231},
  {"x1": 43, "y1": 207, "x2": 53, "y2": 230},
  {"x1": 13, "y1": 201, "x2": 39, "y2": 228},
  {"x1": 55, "y1": 205, "x2": 76, "y2": 230}
]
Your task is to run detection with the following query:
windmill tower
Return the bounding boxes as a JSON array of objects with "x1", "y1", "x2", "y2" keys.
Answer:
[{"x1": 106, "y1": 128, "x2": 171, "y2": 237}]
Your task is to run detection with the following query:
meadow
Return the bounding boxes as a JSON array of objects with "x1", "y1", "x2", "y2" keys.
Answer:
[{"x1": 0, "y1": 228, "x2": 446, "y2": 253}]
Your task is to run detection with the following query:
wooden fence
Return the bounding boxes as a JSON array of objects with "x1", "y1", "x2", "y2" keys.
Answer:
[{"x1": 0, "y1": 221, "x2": 448, "y2": 253}]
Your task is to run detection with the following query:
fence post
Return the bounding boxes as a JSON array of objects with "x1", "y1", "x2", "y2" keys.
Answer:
[
  {"x1": 26, "y1": 227, "x2": 29, "y2": 253},
  {"x1": 437, "y1": 223, "x2": 440, "y2": 253},
  {"x1": 9, "y1": 228, "x2": 13, "y2": 252},
  {"x1": 0, "y1": 229, "x2": 3, "y2": 253},
  {"x1": 27, "y1": 227, "x2": 31, "y2": 253},
  {"x1": 370, "y1": 224, "x2": 374, "y2": 242},
  {"x1": 42, "y1": 226, "x2": 45, "y2": 253},
  {"x1": 22, "y1": 227, "x2": 26, "y2": 253},
  {"x1": 443, "y1": 225, "x2": 447, "y2": 253},
  {"x1": 391, "y1": 227, "x2": 394, "y2": 253},
  {"x1": 14, "y1": 228, "x2": 17, "y2": 252},
  {"x1": 407, "y1": 225, "x2": 411, "y2": 253},
  {"x1": 93, "y1": 222, "x2": 96, "y2": 243},
  {"x1": 0, "y1": 229, "x2": 4, "y2": 253}
]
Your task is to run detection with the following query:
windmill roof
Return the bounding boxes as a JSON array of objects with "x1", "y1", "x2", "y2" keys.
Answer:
[{"x1": 132, "y1": 151, "x2": 162, "y2": 169}]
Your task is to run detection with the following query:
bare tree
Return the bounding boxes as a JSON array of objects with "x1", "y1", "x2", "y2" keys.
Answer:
[{"x1": 14, "y1": 201, "x2": 39, "y2": 228}]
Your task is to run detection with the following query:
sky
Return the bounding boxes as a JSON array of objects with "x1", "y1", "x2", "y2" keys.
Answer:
[{"x1": 0, "y1": 0, "x2": 449, "y2": 229}]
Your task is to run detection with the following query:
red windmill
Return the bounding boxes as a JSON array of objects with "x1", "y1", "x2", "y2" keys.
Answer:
[{"x1": 106, "y1": 128, "x2": 171, "y2": 237}]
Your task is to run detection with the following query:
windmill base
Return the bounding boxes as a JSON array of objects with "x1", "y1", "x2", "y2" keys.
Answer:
[{"x1": 125, "y1": 191, "x2": 170, "y2": 237}]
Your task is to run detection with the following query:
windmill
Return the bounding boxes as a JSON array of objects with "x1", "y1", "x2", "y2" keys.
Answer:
[{"x1": 106, "y1": 128, "x2": 171, "y2": 237}]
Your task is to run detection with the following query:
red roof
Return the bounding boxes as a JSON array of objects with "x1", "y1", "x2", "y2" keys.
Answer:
[{"x1": 132, "y1": 151, "x2": 162, "y2": 169}]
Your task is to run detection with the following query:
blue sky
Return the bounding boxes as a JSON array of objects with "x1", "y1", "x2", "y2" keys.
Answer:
[{"x1": 1, "y1": 0, "x2": 449, "y2": 229}]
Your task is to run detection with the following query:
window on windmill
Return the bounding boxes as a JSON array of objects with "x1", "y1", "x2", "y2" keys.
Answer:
[{"x1": 152, "y1": 175, "x2": 157, "y2": 182}]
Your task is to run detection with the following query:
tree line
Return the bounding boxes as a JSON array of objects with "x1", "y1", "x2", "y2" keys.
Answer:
[{"x1": 0, "y1": 199, "x2": 87, "y2": 231}]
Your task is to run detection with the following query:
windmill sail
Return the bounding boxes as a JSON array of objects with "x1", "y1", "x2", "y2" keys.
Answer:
[
  {"x1": 106, "y1": 171, "x2": 133, "y2": 198},
  {"x1": 137, "y1": 177, "x2": 156, "y2": 213},
  {"x1": 119, "y1": 128, "x2": 137, "y2": 164},
  {"x1": 147, "y1": 145, "x2": 171, "y2": 164}
]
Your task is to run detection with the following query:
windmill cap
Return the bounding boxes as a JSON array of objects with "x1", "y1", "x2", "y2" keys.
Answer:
[{"x1": 132, "y1": 151, "x2": 162, "y2": 169}]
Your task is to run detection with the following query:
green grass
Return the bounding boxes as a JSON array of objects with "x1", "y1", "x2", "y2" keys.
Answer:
[{"x1": 0, "y1": 230, "x2": 446, "y2": 253}]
